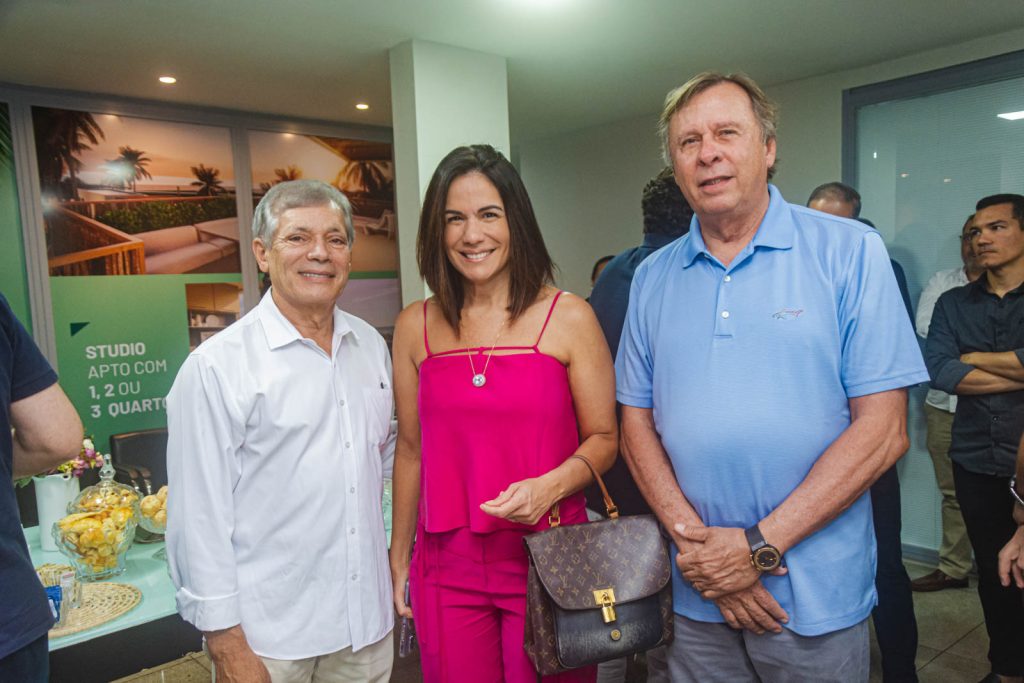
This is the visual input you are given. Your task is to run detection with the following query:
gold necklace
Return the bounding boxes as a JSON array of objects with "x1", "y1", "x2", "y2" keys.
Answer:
[{"x1": 466, "y1": 319, "x2": 506, "y2": 388}]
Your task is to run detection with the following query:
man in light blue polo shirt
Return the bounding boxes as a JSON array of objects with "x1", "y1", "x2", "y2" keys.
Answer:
[{"x1": 617, "y1": 72, "x2": 928, "y2": 682}]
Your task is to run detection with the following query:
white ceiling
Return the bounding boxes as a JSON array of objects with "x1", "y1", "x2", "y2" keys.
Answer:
[{"x1": 1, "y1": 0, "x2": 1023, "y2": 141}]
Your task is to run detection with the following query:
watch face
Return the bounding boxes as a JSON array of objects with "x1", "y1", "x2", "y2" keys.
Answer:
[{"x1": 753, "y1": 546, "x2": 781, "y2": 571}]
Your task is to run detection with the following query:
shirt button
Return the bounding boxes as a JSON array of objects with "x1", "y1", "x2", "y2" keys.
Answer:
[
  {"x1": 350, "y1": 528, "x2": 356, "y2": 535},
  {"x1": 345, "y1": 441, "x2": 351, "y2": 448},
  {"x1": 349, "y1": 486, "x2": 356, "y2": 493},
  {"x1": 992, "y1": 416, "x2": 999, "y2": 422},
  {"x1": 340, "y1": 399, "x2": 346, "y2": 406},
  {"x1": 351, "y1": 574, "x2": 358, "y2": 581},
  {"x1": 721, "y1": 311, "x2": 730, "y2": 319},
  {"x1": 724, "y1": 275, "x2": 732, "y2": 282}
]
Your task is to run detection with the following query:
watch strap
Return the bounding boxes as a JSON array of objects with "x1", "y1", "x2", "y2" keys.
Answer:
[{"x1": 744, "y1": 524, "x2": 767, "y2": 552}]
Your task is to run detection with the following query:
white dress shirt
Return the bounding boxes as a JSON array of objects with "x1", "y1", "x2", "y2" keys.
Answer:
[
  {"x1": 916, "y1": 266, "x2": 970, "y2": 412},
  {"x1": 166, "y1": 292, "x2": 395, "y2": 660}
]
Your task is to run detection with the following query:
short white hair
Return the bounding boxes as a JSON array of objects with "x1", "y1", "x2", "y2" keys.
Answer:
[{"x1": 252, "y1": 180, "x2": 354, "y2": 245}]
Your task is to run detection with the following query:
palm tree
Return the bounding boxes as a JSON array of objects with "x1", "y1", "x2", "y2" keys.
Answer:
[
  {"x1": 275, "y1": 165, "x2": 302, "y2": 183},
  {"x1": 259, "y1": 165, "x2": 303, "y2": 193},
  {"x1": 191, "y1": 164, "x2": 224, "y2": 196},
  {"x1": 114, "y1": 146, "x2": 152, "y2": 192},
  {"x1": 338, "y1": 160, "x2": 388, "y2": 196},
  {"x1": 32, "y1": 107, "x2": 105, "y2": 200}
]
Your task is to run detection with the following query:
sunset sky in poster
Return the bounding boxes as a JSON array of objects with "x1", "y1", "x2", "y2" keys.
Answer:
[{"x1": 73, "y1": 113, "x2": 235, "y2": 188}]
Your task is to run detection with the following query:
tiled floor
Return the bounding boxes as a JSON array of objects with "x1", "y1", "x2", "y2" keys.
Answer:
[
  {"x1": 113, "y1": 560, "x2": 990, "y2": 682},
  {"x1": 870, "y1": 560, "x2": 989, "y2": 683}
]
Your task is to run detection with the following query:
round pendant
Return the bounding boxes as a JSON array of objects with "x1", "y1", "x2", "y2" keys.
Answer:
[{"x1": 472, "y1": 373, "x2": 487, "y2": 388}]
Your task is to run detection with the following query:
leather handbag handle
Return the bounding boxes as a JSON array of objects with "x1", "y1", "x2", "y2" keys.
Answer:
[{"x1": 548, "y1": 454, "x2": 619, "y2": 527}]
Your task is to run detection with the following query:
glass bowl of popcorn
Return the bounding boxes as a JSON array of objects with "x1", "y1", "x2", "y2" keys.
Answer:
[
  {"x1": 52, "y1": 507, "x2": 137, "y2": 580},
  {"x1": 53, "y1": 462, "x2": 140, "y2": 580}
]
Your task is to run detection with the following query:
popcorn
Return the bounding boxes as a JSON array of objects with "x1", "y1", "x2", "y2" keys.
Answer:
[{"x1": 56, "y1": 507, "x2": 134, "y2": 573}]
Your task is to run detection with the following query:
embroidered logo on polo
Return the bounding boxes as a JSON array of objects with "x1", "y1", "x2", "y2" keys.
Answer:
[{"x1": 772, "y1": 308, "x2": 804, "y2": 320}]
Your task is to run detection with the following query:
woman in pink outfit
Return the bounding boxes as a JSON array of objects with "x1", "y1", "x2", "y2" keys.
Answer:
[{"x1": 389, "y1": 145, "x2": 617, "y2": 682}]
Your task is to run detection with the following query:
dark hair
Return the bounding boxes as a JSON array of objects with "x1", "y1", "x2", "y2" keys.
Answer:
[
  {"x1": 808, "y1": 182, "x2": 861, "y2": 218},
  {"x1": 642, "y1": 167, "x2": 694, "y2": 237},
  {"x1": 961, "y1": 213, "x2": 975, "y2": 236},
  {"x1": 976, "y1": 194, "x2": 1024, "y2": 226},
  {"x1": 591, "y1": 255, "x2": 614, "y2": 283},
  {"x1": 417, "y1": 145, "x2": 554, "y2": 332}
]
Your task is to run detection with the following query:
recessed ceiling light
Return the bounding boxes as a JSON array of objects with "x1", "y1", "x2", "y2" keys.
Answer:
[
  {"x1": 158, "y1": 76, "x2": 177, "y2": 85},
  {"x1": 355, "y1": 103, "x2": 369, "y2": 110},
  {"x1": 899, "y1": 173, "x2": 909, "y2": 178},
  {"x1": 997, "y1": 110, "x2": 1024, "y2": 121},
  {"x1": 943, "y1": 178, "x2": 952, "y2": 183}
]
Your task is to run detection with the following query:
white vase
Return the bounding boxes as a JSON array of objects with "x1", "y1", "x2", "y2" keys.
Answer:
[{"x1": 34, "y1": 474, "x2": 80, "y2": 552}]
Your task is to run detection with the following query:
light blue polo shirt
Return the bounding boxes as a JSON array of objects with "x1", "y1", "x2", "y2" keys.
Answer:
[{"x1": 616, "y1": 185, "x2": 928, "y2": 636}]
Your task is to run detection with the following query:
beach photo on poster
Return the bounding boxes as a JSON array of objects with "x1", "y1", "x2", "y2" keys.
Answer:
[{"x1": 34, "y1": 107, "x2": 240, "y2": 277}]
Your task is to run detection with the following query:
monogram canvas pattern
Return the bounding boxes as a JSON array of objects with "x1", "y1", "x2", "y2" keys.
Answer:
[
  {"x1": 524, "y1": 515, "x2": 670, "y2": 609},
  {"x1": 525, "y1": 563, "x2": 564, "y2": 675},
  {"x1": 523, "y1": 514, "x2": 673, "y2": 674}
]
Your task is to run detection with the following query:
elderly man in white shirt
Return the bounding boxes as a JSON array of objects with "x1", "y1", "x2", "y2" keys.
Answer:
[
  {"x1": 911, "y1": 213, "x2": 984, "y2": 593},
  {"x1": 167, "y1": 180, "x2": 395, "y2": 683}
]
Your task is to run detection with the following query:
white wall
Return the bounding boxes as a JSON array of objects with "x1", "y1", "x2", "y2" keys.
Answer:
[{"x1": 517, "y1": 113, "x2": 665, "y2": 297}]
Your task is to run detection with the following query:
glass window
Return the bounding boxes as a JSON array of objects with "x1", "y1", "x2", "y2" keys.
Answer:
[{"x1": 851, "y1": 62, "x2": 1024, "y2": 555}]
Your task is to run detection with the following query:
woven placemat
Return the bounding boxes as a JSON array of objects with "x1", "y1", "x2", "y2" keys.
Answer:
[{"x1": 49, "y1": 581, "x2": 142, "y2": 638}]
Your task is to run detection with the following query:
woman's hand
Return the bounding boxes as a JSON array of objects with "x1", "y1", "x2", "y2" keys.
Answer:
[
  {"x1": 480, "y1": 476, "x2": 558, "y2": 526},
  {"x1": 391, "y1": 558, "x2": 413, "y2": 619}
]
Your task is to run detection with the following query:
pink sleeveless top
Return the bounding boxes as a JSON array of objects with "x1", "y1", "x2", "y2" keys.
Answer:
[{"x1": 418, "y1": 292, "x2": 586, "y2": 534}]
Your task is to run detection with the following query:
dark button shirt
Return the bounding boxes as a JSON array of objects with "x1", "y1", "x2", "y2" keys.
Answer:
[
  {"x1": 924, "y1": 277, "x2": 1024, "y2": 476},
  {"x1": 586, "y1": 232, "x2": 679, "y2": 516}
]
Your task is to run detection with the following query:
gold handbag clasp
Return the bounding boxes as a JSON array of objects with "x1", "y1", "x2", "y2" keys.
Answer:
[{"x1": 593, "y1": 588, "x2": 617, "y2": 623}]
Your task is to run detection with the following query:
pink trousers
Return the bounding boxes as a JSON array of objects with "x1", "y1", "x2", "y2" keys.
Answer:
[{"x1": 410, "y1": 525, "x2": 595, "y2": 683}]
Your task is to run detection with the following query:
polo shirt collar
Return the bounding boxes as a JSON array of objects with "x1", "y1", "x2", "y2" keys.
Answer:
[
  {"x1": 259, "y1": 288, "x2": 355, "y2": 351},
  {"x1": 678, "y1": 184, "x2": 794, "y2": 269}
]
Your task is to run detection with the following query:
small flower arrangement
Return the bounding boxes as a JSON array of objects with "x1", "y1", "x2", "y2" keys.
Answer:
[
  {"x1": 48, "y1": 437, "x2": 106, "y2": 478},
  {"x1": 16, "y1": 436, "x2": 105, "y2": 487}
]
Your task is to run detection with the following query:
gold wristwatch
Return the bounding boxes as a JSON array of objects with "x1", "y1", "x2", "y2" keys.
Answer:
[{"x1": 744, "y1": 524, "x2": 781, "y2": 572}]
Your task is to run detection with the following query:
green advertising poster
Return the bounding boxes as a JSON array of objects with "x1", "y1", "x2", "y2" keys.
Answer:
[
  {"x1": 50, "y1": 273, "x2": 242, "y2": 451},
  {"x1": 0, "y1": 102, "x2": 33, "y2": 327},
  {"x1": 30, "y1": 102, "x2": 399, "y2": 455},
  {"x1": 32, "y1": 104, "x2": 246, "y2": 453}
]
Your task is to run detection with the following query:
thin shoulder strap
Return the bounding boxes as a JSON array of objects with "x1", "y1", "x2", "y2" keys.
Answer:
[
  {"x1": 422, "y1": 299, "x2": 433, "y2": 356},
  {"x1": 533, "y1": 291, "x2": 564, "y2": 347}
]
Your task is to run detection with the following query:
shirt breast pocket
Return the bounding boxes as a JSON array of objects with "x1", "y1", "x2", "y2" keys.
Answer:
[{"x1": 360, "y1": 386, "x2": 393, "y2": 446}]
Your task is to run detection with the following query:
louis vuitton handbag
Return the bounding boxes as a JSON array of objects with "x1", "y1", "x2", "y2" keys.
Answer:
[{"x1": 522, "y1": 454, "x2": 673, "y2": 675}]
